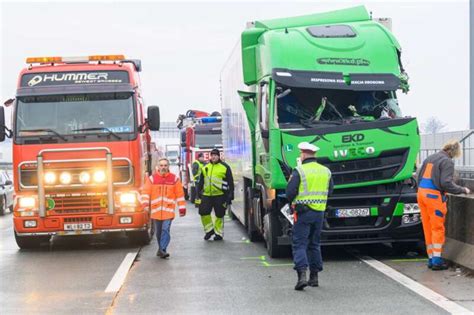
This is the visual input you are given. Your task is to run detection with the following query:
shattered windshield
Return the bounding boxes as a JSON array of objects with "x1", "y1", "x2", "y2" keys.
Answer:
[{"x1": 275, "y1": 86, "x2": 402, "y2": 129}]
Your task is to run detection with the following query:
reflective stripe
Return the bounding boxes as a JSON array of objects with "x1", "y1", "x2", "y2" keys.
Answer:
[
  {"x1": 428, "y1": 253, "x2": 433, "y2": 258},
  {"x1": 432, "y1": 252, "x2": 442, "y2": 257},
  {"x1": 426, "y1": 244, "x2": 433, "y2": 250},
  {"x1": 295, "y1": 199, "x2": 327, "y2": 204},
  {"x1": 299, "y1": 191, "x2": 328, "y2": 197},
  {"x1": 151, "y1": 197, "x2": 177, "y2": 204},
  {"x1": 433, "y1": 244, "x2": 443, "y2": 249},
  {"x1": 177, "y1": 197, "x2": 185, "y2": 202},
  {"x1": 151, "y1": 206, "x2": 175, "y2": 213}
]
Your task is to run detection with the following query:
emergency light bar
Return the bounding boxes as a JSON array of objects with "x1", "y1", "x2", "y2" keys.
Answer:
[
  {"x1": 26, "y1": 55, "x2": 126, "y2": 64},
  {"x1": 200, "y1": 117, "x2": 221, "y2": 123}
]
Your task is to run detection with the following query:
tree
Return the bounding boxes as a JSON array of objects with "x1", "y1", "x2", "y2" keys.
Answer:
[{"x1": 422, "y1": 117, "x2": 447, "y2": 134}]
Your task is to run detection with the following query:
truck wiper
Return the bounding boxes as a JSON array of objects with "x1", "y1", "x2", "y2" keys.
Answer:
[
  {"x1": 19, "y1": 128, "x2": 68, "y2": 141},
  {"x1": 72, "y1": 127, "x2": 121, "y2": 140},
  {"x1": 299, "y1": 119, "x2": 342, "y2": 129}
]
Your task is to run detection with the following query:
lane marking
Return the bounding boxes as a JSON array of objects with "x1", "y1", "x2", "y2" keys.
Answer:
[
  {"x1": 358, "y1": 255, "x2": 472, "y2": 314},
  {"x1": 261, "y1": 261, "x2": 293, "y2": 267},
  {"x1": 105, "y1": 252, "x2": 138, "y2": 293},
  {"x1": 240, "y1": 255, "x2": 266, "y2": 261}
]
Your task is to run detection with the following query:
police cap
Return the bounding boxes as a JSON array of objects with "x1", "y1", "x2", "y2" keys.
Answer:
[{"x1": 297, "y1": 142, "x2": 320, "y2": 152}]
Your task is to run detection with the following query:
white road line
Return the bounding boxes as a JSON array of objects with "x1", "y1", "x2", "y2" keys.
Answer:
[
  {"x1": 358, "y1": 255, "x2": 472, "y2": 315},
  {"x1": 105, "y1": 252, "x2": 138, "y2": 293}
]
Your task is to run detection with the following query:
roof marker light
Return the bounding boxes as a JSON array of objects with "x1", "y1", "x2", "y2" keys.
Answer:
[{"x1": 276, "y1": 72, "x2": 292, "y2": 77}]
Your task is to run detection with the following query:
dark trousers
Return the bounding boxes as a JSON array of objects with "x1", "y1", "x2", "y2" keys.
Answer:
[{"x1": 292, "y1": 210, "x2": 324, "y2": 272}]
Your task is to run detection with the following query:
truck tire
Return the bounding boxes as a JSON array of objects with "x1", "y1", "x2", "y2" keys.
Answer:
[
  {"x1": 246, "y1": 187, "x2": 261, "y2": 242},
  {"x1": 263, "y1": 211, "x2": 289, "y2": 258},
  {"x1": 127, "y1": 220, "x2": 155, "y2": 246},
  {"x1": 14, "y1": 231, "x2": 50, "y2": 249}
]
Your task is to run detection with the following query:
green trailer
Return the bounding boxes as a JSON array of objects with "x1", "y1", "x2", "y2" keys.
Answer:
[{"x1": 220, "y1": 6, "x2": 422, "y2": 257}]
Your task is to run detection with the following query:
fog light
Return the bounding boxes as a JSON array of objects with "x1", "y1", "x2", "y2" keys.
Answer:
[
  {"x1": 120, "y1": 216, "x2": 132, "y2": 224},
  {"x1": 59, "y1": 172, "x2": 72, "y2": 184},
  {"x1": 93, "y1": 170, "x2": 106, "y2": 183},
  {"x1": 79, "y1": 171, "x2": 91, "y2": 184},
  {"x1": 402, "y1": 214, "x2": 421, "y2": 225},
  {"x1": 44, "y1": 172, "x2": 56, "y2": 184},
  {"x1": 403, "y1": 203, "x2": 420, "y2": 214},
  {"x1": 120, "y1": 192, "x2": 137, "y2": 206},
  {"x1": 19, "y1": 197, "x2": 36, "y2": 209},
  {"x1": 24, "y1": 220, "x2": 37, "y2": 228}
]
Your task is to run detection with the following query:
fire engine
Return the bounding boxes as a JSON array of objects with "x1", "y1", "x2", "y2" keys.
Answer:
[
  {"x1": 177, "y1": 110, "x2": 222, "y2": 202},
  {"x1": 0, "y1": 55, "x2": 161, "y2": 248}
]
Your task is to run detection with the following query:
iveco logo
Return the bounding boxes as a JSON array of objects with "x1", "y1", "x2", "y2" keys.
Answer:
[
  {"x1": 342, "y1": 133, "x2": 365, "y2": 143},
  {"x1": 28, "y1": 75, "x2": 43, "y2": 86}
]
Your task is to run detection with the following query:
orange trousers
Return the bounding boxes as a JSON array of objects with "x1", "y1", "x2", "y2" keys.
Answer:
[{"x1": 417, "y1": 188, "x2": 447, "y2": 259}]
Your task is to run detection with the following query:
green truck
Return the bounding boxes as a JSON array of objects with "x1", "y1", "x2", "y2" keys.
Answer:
[{"x1": 220, "y1": 6, "x2": 422, "y2": 257}]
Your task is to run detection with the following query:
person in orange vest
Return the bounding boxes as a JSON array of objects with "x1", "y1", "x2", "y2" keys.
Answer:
[
  {"x1": 417, "y1": 140, "x2": 470, "y2": 270},
  {"x1": 142, "y1": 158, "x2": 186, "y2": 259}
]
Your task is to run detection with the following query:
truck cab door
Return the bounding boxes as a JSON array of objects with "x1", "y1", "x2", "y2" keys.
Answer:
[{"x1": 256, "y1": 81, "x2": 271, "y2": 185}]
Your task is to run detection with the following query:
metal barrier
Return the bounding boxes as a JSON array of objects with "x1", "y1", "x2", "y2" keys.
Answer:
[{"x1": 419, "y1": 131, "x2": 474, "y2": 168}]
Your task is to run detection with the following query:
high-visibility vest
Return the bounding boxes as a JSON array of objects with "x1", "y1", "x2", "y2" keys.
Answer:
[
  {"x1": 193, "y1": 160, "x2": 204, "y2": 182},
  {"x1": 141, "y1": 172, "x2": 186, "y2": 220},
  {"x1": 294, "y1": 162, "x2": 331, "y2": 211},
  {"x1": 202, "y1": 162, "x2": 228, "y2": 196}
]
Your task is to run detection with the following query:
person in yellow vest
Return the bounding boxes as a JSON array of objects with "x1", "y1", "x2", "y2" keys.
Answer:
[
  {"x1": 286, "y1": 142, "x2": 333, "y2": 291},
  {"x1": 197, "y1": 148, "x2": 234, "y2": 241},
  {"x1": 142, "y1": 158, "x2": 186, "y2": 259},
  {"x1": 191, "y1": 153, "x2": 206, "y2": 207}
]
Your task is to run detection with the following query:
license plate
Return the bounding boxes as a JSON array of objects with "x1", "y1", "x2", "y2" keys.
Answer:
[
  {"x1": 335, "y1": 208, "x2": 370, "y2": 218},
  {"x1": 64, "y1": 223, "x2": 93, "y2": 231}
]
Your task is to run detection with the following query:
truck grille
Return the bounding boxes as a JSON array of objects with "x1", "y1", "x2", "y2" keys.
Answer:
[
  {"x1": 47, "y1": 195, "x2": 106, "y2": 215},
  {"x1": 318, "y1": 148, "x2": 409, "y2": 185}
]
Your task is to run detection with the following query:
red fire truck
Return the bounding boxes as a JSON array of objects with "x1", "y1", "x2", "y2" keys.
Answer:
[
  {"x1": 0, "y1": 55, "x2": 161, "y2": 248},
  {"x1": 177, "y1": 110, "x2": 222, "y2": 202}
]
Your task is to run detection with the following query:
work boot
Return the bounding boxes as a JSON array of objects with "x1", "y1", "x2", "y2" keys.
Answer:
[
  {"x1": 204, "y1": 229, "x2": 215, "y2": 240},
  {"x1": 308, "y1": 271, "x2": 319, "y2": 287},
  {"x1": 427, "y1": 258, "x2": 433, "y2": 269},
  {"x1": 294, "y1": 270, "x2": 308, "y2": 291},
  {"x1": 161, "y1": 251, "x2": 170, "y2": 259},
  {"x1": 156, "y1": 249, "x2": 166, "y2": 258},
  {"x1": 431, "y1": 257, "x2": 449, "y2": 270},
  {"x1": 214, "y1": 235, "x2": 223, "y2": 241}
]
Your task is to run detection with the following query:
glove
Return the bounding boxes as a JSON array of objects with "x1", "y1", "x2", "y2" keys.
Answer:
[
  {"x1": 464, "y1": 187, "x2": 471, "y2": 194},
  {"x1": 179, "y1": 208, "x2": 186, "y2": 217}
]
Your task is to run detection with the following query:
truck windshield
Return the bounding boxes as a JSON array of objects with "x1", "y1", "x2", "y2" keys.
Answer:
[
  {"x1": 275, "y1": 87, "x2": 402, "y2": 128},
  {"x1": 195, "y1": 133, "x2": 222, "y2": 148},
  {"x1": 16, "y1": 92, "x2": 135, "y2": 139}
]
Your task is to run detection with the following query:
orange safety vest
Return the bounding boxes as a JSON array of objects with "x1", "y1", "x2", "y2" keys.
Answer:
[{"x1": 141, "y1": 172, "x2": 186, "y2": 220}]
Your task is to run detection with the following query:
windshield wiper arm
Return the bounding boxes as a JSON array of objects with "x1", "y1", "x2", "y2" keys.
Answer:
[
  {"x1": 19, "y1": 128, "x2": 68, "y2": 141},
  {"x1": 72, "y1": 127, "x2": 121, "y2": 140}
]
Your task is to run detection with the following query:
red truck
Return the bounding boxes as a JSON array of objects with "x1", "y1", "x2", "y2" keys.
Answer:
[
  {"x1": 0, "y1": 54, "x2": 161, "y2": 248},
  {"x1": 177, "y1": 110, "x2": 222, "y2": 202}
]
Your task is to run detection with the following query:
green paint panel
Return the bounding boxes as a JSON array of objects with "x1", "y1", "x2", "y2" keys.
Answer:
[
  {"x1": 393, "y1": 203, "x2": 404, "y2": 216},
  {"x1": 370, "y1": 207, "x2": 378, "y2": 216}
]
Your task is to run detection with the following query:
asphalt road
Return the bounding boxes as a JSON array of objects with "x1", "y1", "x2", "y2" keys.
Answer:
[{"x1": 0, "y1": 203, "x2": 471, "y2": 314}]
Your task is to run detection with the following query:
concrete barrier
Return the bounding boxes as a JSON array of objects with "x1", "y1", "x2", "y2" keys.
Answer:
[{"x1": 445, "y1": 179, "x2": 474, "y2": 270}]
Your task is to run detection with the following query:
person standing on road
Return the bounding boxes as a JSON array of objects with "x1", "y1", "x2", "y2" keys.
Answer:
[
  {"x1": 191, "y1": 153, "x2": 206, "y2": 207},
  {"x1": 286, "y1": 142, "x2": 333, "y2": 291},
  {"x1": 417, "y1": 140, "x2": 470, "y2": 270},
  {"x1": 142, "y1": 158, "x2": 186, "y2": 259},
  {"x1": 197, "y1": 148, "x2": 234, "y2": 241}
]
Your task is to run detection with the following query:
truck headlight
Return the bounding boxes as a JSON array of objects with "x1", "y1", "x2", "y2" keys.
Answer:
[
  {"x1": 44, "y1": 172, "x2": 56, "y2": 184},
  {"x1": 93, "y1": 170, "x2": 106, "y2": 183},
  {"x1": 24, "y1": 220, "x2": 37, "y2": 228},
  {"x1": 19, "y1": 197, "x2": 36, "y2": 209},
  {"x1": 120, "y1": 192, "x2": 137, "y2": 206},
  {"x1": 59, "y1": 172, "x2": 72, "y2": 184},
  {"x1": 403, "y1": 203, "x2": 420, "y2": 214},
  {"x1": 79, "y1": 171, "x2": 91, "y2": 184}
]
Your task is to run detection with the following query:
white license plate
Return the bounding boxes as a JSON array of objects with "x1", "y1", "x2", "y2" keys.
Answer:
[
  {"x1": 335, "y1": 208, "x2": 370, "y2": 218},
  {"x1": 64, "y1": 223, "x2": 93, "y2": 231}
]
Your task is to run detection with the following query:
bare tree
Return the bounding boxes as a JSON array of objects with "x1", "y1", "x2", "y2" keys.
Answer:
[{"x1": 422, "y1": 117, "x2": 447, "y2": 134}]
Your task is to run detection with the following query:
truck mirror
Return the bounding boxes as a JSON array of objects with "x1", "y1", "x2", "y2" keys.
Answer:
[
  {"x1": 0, "y1": 106, "x2": 6, "y2": 142},
  {"x1": 238, "y1": 90, "x2": 256, "y2": 102},
  {"x1": 147, "y1": 106, "x2": 160, "y2": 131}
]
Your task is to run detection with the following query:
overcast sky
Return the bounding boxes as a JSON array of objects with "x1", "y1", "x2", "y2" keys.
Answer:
[{"x1": 0, "y1": 0, "x2": 470, "y2": 131}]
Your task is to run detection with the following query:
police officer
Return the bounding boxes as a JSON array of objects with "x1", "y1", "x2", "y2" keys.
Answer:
[
  {"x1": 197, "y1": 148, "x2": 234, "y2": 241},
  {"x1": 191, "y1": 153, "x2": 206, "y2": 206},
  {"x1": 417, "y1": 140, "x2": 470, "y2": 270},
  {"x1": 286, "y1": 142, "x2": 333, "y2": 291}
]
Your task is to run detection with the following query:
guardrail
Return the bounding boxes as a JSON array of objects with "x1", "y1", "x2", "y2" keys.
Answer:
[{"x1": 419, "y1": 131, "x2": 474, "y2": 168}]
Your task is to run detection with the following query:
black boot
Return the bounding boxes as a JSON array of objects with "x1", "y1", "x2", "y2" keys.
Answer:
[
  {"x1": 308, "y1": 271, "x2": 319, "y2": 287},
  {"x1": 204, "y1": 229, "x2": 215, "y2": 240},
  {"x1": 294, "y1": 270, "x2": 308, "y2": 291}
]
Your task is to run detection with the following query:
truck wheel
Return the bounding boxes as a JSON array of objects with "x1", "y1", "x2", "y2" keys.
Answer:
[
  {"x1": 246, "y1": 188, "x2": 261, "y2": 242},
  {"x1": 263, "y1": 211, "x2": 289, "y2": 258},
  {"x1": 14, "y1": 231, "x2": 50, "y2": 249},
  {"x1": 0, "y1": 196, "x2": 6, "y2": 215},
  {"x1": 127, "y1": 220, "x2": 155, "y2": 246}
]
